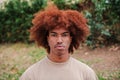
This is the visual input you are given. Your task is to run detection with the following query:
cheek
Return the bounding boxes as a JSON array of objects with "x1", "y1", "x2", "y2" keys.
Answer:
[
  {"x1": 48, "y1": 39, "x2": 55, "y2": 47},
  {"x1": 68, "y1": 41, "x2": 71, "y2": 46},
  {"x1": 65, "y1": 39, "x2": 71, "y2": 47}
]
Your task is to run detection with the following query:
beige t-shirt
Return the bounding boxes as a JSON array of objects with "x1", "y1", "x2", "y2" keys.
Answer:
[{"x1": 20, "y1": 56, "x2": 98, "y2": 80}]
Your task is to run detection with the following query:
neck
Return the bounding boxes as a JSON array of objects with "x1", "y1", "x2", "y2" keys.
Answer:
[{"x1": 47, "y1": 52, "x2": 70, "y2": 63}]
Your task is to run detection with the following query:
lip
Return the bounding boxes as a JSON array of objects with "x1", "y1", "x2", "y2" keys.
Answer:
[{"x1": 55, "y1": 46, "x2": 65, "y2": 49}]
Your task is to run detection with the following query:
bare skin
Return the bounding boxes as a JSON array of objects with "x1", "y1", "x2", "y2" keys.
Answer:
[{"x1": 47, "y1": 27, "x2": 72, "y2": 63}]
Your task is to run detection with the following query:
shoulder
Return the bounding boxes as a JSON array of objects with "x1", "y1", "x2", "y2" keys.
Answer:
[
  {"x1": 71, "y1": 57, "x2": 89, "y2": 68},
  {"x1": 19, "y1": 57, "x2": 46, "y2": 80},
  {"x1": 71, "y1": 57, "x2": 98, "y2": 80}
]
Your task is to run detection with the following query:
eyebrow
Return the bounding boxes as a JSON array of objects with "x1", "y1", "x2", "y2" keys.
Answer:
[{"x1": 50, "y1": 32, "x2": 69, "y2": 34}]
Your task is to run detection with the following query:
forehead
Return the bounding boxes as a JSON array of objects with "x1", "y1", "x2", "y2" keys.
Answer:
[{"x1": 49, "y1": 27, "x2": 69, "y2": 33}]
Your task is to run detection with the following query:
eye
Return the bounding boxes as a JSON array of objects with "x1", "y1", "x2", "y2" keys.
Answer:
[
  {"x1": 50, "y1": 33, "x2": 57, "y2": 37},
  {"x1": 62, "y1": 33, "x2": 70, "y2": 37}
]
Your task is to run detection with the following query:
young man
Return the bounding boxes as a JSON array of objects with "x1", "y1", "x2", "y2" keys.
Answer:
[{"x1": 20, "y1": 5, "x2": 98, "y2": 80}]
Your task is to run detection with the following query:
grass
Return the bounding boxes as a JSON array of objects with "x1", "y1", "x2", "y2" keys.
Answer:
[
  {"x1": 0, "y1": 43, "x2": 46, "y2": 80},
  {"x1": 0, "y1": 43, "x2": 119, "y2": 80}
]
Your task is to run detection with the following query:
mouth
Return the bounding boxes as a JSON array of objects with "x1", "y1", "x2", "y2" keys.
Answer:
[{"x1": 55, "y1": 45, "x2": 65, "y2": 50}]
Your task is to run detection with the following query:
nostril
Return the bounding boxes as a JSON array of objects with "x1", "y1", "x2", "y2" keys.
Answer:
[{"x1": 57, "y1": 37, "x2": 63, "y2": 43}]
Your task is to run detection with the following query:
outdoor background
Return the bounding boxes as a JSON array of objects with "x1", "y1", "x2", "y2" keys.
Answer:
[{"x1": 0, "y1": 0, "x2": 120, "y2": 80}]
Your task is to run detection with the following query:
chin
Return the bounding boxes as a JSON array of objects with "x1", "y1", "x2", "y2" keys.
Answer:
[{"x1": 56, "y1": 50, "x2": 65, "y2": 55}]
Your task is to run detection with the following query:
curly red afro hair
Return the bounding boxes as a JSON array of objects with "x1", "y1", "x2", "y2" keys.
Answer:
[{"x1": 30, "y1": 5, "x2": 89, "y2": 54}]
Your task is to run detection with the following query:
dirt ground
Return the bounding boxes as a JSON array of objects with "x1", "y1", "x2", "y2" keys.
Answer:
[{"x1": 72, "y1": 45, "x2": 120, "y2": 78}]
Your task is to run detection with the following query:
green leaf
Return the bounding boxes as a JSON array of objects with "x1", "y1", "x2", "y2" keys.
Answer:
[{"x1": 101, "y1": 30, "x2": 111, "y2": 36}]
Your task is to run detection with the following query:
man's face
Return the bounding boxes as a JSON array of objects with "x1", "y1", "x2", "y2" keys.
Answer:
[{"x1": 47, "y1": 27, "x2": 72, "y2": 55}]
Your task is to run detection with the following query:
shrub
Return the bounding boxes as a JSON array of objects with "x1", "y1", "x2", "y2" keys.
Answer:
[
  {"x1": 53, "y1": 0, "x2": 120, "y2": 48},
  {"x1": 1, "y1": 0, "x2": 120, "y2": 46},
  {"x1": 85, "y1": 0, "x2": 120, "y2": 47},
  {"x1": 0, "y1": 0, "x2": 47, "y2": 43}
]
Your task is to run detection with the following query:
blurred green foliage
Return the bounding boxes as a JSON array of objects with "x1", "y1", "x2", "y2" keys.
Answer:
[
  {"x1": 0, "y1": 0, "x2": 47, "y2": 43},
  {"x1": 85, "y1": 0, "x2": 120, "y2": 48},
  {"x1": 52, "y1": 0, "x2": 120, "y2": 48},
  {"x1": 0, "y1": 0, "x2": 120, "y2": 48}
]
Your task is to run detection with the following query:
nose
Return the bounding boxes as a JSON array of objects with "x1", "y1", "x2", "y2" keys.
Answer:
[{"x1": 57, "y1": 36, "x2": 63, "y2": 43}]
